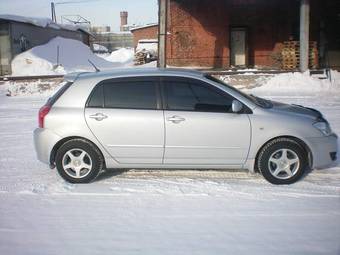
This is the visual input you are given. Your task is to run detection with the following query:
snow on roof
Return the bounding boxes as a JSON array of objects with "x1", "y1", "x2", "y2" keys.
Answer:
[
  {"x1": 97, "y1": 31, "x2": 132, "y2": 35},
  {"x1": 138, "y1": 39, "x2": 158, "y2": 43},
  {"x1": 136, "y1": 40, "x2": 158, "y2": 54},
  {"x1": 0, "y1": 14, "x2": 92, "y2": 35},
  {"x1": 130, "y1": 23, "x2": 158, "y2": 32},
  {"x1": 93, "y1": 43, "x2": 109, "y2": 52}
]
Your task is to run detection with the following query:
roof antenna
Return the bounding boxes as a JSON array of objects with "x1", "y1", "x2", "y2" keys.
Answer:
[{"x1": 88, "y1": 59, "x2": 100, "y2": 72}]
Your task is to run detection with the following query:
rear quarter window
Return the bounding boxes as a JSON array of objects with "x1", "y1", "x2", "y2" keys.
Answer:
[{"x1": 87, "y1": 83, "x2": 104, "y2": 108}]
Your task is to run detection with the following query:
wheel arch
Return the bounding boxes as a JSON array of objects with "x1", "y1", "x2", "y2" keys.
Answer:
[
  {"x1": 50, "y1": 136, "x2": 106, "y2": 168},
  {"x1": 253, "y1": 135, "x2": 313, "y2": 172}
]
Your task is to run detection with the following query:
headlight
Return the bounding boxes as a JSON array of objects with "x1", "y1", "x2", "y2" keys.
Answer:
[{"x1": 313, "y1": 122, "x2": 332, "y2": 136}]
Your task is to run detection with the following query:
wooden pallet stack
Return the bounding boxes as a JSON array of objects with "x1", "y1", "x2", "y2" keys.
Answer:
[
  {"x1": 281, "y1": 41, "x2": 318, "y2": 70},
  {"x1": 309, "y1": 41, "x2": 318, "y2": 69},
  {"x1": 282, "y1": 41, "x2": 299, "y2": 70},
  {"x1": 134, "y1": 51, "x2": 147, "y2": 65}
]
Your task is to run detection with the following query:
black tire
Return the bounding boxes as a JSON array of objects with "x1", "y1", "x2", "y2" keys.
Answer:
[
  {"x1": 55, "y1": 139, "x2": 104, "y2": 183},
  {"x1": 257, "y1": 138, "x2": 308, "y2": 185}
]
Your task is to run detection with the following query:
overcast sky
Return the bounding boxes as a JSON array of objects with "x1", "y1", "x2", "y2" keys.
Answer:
[{"x1": 0, "y1": 0, "x2": 158, "y2": 31}]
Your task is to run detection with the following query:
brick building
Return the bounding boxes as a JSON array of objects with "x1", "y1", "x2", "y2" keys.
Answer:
[
  {"x1": 164, "y1": 0, "x2": 340, "y2": 70},
  {"x1": 130, "y1": 24, "x2": 158, "y2": 49}
]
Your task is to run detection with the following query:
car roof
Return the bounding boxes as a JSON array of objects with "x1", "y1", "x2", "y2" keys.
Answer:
[{"x1": 65, "y1": 68, "x2": 205, "y2": 82}]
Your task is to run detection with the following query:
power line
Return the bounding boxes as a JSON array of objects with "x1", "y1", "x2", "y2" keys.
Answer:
[{"x1": 55, "y1": 0, "x2": 104, "y2": 5}]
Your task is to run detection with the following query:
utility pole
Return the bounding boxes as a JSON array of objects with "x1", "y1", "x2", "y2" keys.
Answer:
[
  {"x1": 51, "y1": 2, "x2": 56, "y2": 23},
  {"x1": 158, "y1": 0, "x2": 168, "y2": 68},
  {"x1": 299, "y1": 0, "x2": 310, "y2": 72}
]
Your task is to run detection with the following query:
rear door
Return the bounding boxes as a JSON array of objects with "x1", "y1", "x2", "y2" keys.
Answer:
[
  {"x1": 162, "y1": 77, "x2": 251, "y2": 165},
  {"x1": 85, "y1": 77, "x2": 164, "y2": 164}
]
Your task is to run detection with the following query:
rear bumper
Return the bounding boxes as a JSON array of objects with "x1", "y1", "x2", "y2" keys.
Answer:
[
  {"x1": 33, "y1": 128, "x2": 61, "y2": 165},
  {"x1": 306, "y1": 133, "x2": 338, "y2": 169}
]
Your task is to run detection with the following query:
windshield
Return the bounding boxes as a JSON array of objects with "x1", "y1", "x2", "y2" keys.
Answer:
[{"x1": 205, "y1": 75, "x2": 273, "y2": 108}]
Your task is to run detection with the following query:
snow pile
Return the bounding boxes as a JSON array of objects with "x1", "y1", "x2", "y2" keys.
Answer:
[
  {"x1": 249, "y1": 70, "x2": 340, "y2": 95},
  {"x1": 135, "y1": 60, "x2": 157, "y2": 68},
  {"x1": 11, "y1": 37, "x2": 118, "y2": 76},
  {"x1": 329, "y1": 69, "x2": 340, "y2": 88},
  {"x1": 104, "y1": 48, "x2": 134, "y2": 65},
  {"x1": 92, "y1": 43, "x2": 109, "y2": 53}
]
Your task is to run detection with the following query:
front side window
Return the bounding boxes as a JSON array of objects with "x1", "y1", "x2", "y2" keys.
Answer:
[
  {"x1": 164, "y1": 79, "x2": 234, "y2": 113},
  {"x1": 87, "y1": 80, "x2": 158, "y2": 110}
]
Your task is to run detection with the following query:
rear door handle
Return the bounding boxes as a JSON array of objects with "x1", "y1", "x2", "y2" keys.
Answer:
[
  {"x1": 167, "y1": 115, "x2": 185, "y2": 124},
  {"x1": 89, "y1": 113, "x2": 108, "y2": 121}
]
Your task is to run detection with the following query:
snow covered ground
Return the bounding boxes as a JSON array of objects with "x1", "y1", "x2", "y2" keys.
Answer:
[{"x1": 0, "y1": 73, "x2": 339, "y2": 255}]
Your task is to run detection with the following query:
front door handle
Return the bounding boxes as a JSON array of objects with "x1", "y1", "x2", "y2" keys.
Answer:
[
  {"x1": 89, "y1": 113, "x2": 108, "y2": 121},
  {"x1": 167, "y1": 115, "x2": 185, "y2": 124}
]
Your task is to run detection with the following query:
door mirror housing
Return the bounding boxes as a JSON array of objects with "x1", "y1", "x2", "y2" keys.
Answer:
[{"x1": 232, "y1": 100, "x2": 243, "y2": 113}]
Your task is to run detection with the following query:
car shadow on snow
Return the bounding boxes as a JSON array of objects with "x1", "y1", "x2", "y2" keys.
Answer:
[
  {"x1": 95, "y1": 169, "x2": 130, "y2": 181},
  {"x1": 94, "y1": 168, "x2": 263, "y2": 183},
  {"x1": 93, "y1": 165, "x2": 339, "y2": 185}
]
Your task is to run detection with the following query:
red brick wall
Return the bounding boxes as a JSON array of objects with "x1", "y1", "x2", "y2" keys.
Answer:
[
  {"x1": 167, "y1": 0, "x2": 299, "y2": 68},
  {"x1": 131, "y1": 25, "x2": 158, "y2": 49}
]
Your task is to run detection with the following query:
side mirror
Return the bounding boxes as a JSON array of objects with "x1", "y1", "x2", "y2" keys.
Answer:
[{"x1": 232, "y1": 100, "x2": 243, "y2": 113}]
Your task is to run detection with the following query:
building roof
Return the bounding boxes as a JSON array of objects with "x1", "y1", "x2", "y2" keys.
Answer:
[
  {"x1": 0, "y1": 14, "x2": 92, "y2": 35},
  {"x1": 130, "y1": 23, "x2": 158, "y2": 32}
]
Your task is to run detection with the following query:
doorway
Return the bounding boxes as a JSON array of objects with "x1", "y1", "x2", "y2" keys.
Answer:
[
  {"x1": 0, "y1": 22, "x2": 11, "y2": 76},
  {"x1": 230, "y1": 27, "x2": 248, "y2": 67}
]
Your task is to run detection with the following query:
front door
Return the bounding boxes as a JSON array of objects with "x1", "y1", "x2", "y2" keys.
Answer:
[
  {"x1": 162, "y1": 77, "x2": 251, "y2": 165},
  {"x1": 85, "y1": 77, "x2": 164, "y2": 164},
  {"x1": 230, "y1": 27, "x2": 248, "y2": 67}
]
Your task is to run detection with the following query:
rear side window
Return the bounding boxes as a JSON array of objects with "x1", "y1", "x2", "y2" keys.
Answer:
[
  {"x1": 104, "y1": 81, "x2": 157, "y2": 109},
  {"x1": 164, "y1": 79, "x2": 234, "y2": 113},
  {"x1": 47, "y1": 81, "x2": 72, "y2": 106},
  {"x1": 87, "y1": 80, "x2": 158, "y2": 110}
]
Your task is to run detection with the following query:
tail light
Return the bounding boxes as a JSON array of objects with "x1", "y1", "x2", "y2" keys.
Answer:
[{"x1": 38, "y1": 105, "x2": 51, "y2": 128}]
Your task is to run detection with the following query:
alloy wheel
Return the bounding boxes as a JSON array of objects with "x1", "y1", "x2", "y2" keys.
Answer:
[
  {"x1": 268, "y1": 148, "x2": 300, "y2": 180},
  {"x1": 62, "y1": 148, "x2": 93, "y2": 179}
]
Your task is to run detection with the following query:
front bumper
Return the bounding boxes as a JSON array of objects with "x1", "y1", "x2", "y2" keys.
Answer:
[
  {"x1": 306, "y1": 133, "x2": 338, "y2": 169},
  {"x1": 33, "y1": 128, "x2": 62, "y2": 165}
]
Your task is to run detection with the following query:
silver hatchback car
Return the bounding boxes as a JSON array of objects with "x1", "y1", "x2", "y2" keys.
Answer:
[{"x1": 34, "y1": 68, "x2": 337, "y2": 184}]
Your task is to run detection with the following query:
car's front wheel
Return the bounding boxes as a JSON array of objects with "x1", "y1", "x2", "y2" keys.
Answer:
[
  {"x1": 55, "y1": 139, "x2": 103, "y2": 183},
  {"x1": 257, "y1": 138, "x2": 308, "y2": 185}
]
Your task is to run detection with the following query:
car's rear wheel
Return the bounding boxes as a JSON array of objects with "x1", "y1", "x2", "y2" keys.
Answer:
[
  {"x1": 257, "y1": 138, "x2": 308, "y2": 185},
  {"x1": 55, "y1": 139, "x2": 103, "y2": 183}
]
